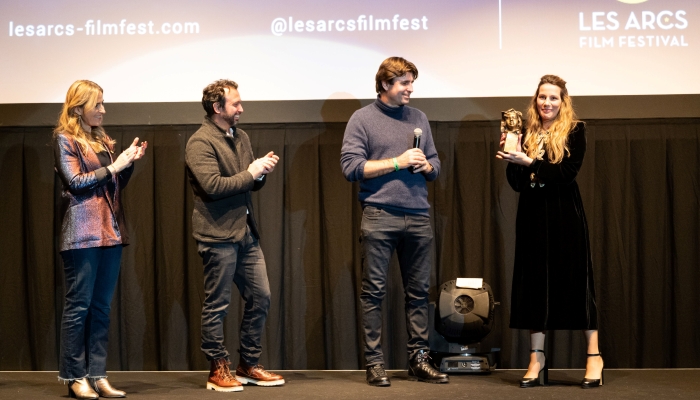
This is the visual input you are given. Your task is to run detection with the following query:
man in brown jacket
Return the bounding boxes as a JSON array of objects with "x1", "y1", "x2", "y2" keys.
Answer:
[{"x1": 185, "y1": 79, "x2": 283, "y2": 392}]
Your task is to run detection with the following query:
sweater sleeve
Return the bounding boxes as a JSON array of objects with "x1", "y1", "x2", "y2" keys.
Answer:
[
  {"x1": 252, "y1": 174, "x2": 266, "y2": 192},
  {"x1": 340, "y1": 113, "x2": 368, "y2": 182},
  {"x1": 185, "y1": 136, "x2": 255, "y2": 200},
  {"x1": 421, "y1": 123, "x2": 440, "y2": 182}
]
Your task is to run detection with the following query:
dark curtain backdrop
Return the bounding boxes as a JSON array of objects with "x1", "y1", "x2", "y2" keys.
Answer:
[{"x1": 1, "y1": 119, "x2": 699, "y2": 371}]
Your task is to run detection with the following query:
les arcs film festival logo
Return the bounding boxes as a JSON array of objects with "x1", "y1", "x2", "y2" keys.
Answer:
[{"x1": 579, "y1": 0, "x2": 689, "y2": 48}]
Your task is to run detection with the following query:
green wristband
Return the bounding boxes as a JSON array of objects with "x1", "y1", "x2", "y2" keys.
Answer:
[{"x1": 392, "y1": 157, "x2": 399, "y2": 172}]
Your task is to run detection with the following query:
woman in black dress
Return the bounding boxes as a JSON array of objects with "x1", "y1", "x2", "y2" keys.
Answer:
[{"x1": 497, "y1": 75, "x2": 603, "y2": 389}]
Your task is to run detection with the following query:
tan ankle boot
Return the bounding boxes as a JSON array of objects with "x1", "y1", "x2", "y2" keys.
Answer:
[
  {"x1": 91, "y1": 378, "x2": 126, "y2": 398},
  {"x1": 68, "y1": 378, "x2": 98, "y2": 399}
]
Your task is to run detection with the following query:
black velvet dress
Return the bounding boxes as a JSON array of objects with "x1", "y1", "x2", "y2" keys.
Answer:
[{"x1": 507, "y1": 122, "x2": 598, "y2": 330}]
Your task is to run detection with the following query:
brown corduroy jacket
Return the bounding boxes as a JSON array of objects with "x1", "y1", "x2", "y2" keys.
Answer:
[{"x1": 185, "y1": 117, "x2": 265, "y2": 243}]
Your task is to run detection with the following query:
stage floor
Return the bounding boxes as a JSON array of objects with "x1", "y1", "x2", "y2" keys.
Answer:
[{"x1": 1, "y1": 369, "x2": 698, "y2": 399}]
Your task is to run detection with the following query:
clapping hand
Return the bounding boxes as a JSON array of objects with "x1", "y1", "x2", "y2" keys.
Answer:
[
  {"x1": 248, "y1": 151, "x2": 279, "y2": 179},
  {"x1": 113, "y1": 137, "x2": 148, "y2": 172}
]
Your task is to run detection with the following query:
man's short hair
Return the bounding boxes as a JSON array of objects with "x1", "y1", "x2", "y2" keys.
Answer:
[
  {"x1": 375, "y1": 57, "x2": 418, "y2": 94},
  {"x1": 202, "y1": 79, "x2": 239, "y2": 116}
]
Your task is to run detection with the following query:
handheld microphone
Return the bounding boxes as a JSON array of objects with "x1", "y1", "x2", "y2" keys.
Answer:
[
  {"x1": 413, "y1": 128, "x2": 422, "y2": 148},
  {"x1": 410, "y1": 128, "x2": 423, "y2": 173}
]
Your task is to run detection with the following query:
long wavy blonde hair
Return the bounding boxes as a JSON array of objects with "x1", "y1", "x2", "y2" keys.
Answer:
[
  {"x1": 523, "y1": 75, "x2": 579, "y2": 164},
  {"x1": 54, "y1": 80, "x2": 114, "y2": 154}
]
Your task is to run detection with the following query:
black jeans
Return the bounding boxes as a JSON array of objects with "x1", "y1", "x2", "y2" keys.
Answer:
[
  {"x1": 59, "y1": 246, "x2": 122, "y2": 381},
  {"x1": 198, "y1": 228, "x2": 271, "y2": 366},
  {"x1": 360, "y1": 206, "x2": 433, "y2": 366}
]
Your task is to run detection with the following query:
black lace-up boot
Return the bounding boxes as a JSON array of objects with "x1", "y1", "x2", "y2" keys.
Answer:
[
  {"x1": 366, "y1": 364, "x2": 391, "y2": 386},
  {"x1": 408, "y1": 350, "x2": 449, "y2": 384}
]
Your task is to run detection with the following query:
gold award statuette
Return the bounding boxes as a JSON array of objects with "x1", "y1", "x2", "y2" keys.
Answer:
[{"x1": 501, "y1": 108, "x2": 522, "y2": 153}]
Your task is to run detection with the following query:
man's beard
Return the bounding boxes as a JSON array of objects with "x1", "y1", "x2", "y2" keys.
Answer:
[{"x1": 222, "y1": 112, "x2": 239, "y2": 127}]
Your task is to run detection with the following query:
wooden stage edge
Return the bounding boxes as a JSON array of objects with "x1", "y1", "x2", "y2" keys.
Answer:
[{"x1": 1, "y1": 369, "x2": 699, "y2": 399}]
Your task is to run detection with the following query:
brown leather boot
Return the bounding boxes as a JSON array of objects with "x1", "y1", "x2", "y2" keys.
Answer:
[
  {"x1": 207, "y1": 358, "x2": 243, "y2": 392},
  {"x1": 235, "y1": 360, "x2": 285, "y2": 387}
]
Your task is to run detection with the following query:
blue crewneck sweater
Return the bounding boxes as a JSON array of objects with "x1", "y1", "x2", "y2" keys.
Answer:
[{"x1": 340, "y1": 98, "x2": 440, "y2": 215}]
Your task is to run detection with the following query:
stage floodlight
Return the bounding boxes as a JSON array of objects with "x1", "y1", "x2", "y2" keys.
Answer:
[{"x1": 429, "y1": 279, "x2": 500, "y2": 373}]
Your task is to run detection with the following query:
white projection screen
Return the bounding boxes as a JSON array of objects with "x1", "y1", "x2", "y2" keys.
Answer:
[{"x1": 1, "y1": 0, "x2": 698, "y2": 103}]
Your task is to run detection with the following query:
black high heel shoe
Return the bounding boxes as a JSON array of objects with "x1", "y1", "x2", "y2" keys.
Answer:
[
  {"x1": 581, "y1": 353, "x2": 604, "y2": 389},
  {"x1": 520, "y1": 349, "x2": 548, "y2": 388}
]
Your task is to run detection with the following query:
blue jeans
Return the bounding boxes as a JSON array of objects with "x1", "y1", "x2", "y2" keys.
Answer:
[
  {"x1": 59, "y1": 246, "x2": 122, "y2": 381},
  {"x1": 198, "y1": 227, "x2": 271, "y2": 366},
  {"x1": 360, "y1": 206, "x2": 434, "y2": 366}
]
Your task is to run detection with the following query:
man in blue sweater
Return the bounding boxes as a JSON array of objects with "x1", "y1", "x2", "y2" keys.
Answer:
[{"x1": 340, "y1": 57, "x2": 447, "y2": 386}]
